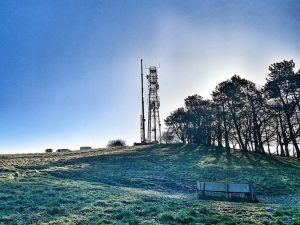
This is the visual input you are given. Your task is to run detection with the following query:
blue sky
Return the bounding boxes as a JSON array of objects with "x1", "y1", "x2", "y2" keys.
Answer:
[{"x1": 0, "y1": 0, "x2": 300, "y2": 153}]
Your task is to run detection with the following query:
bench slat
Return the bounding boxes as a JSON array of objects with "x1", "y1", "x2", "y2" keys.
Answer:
[
  {"x1": 197, "y1": 181, "x2": 253, "y2": 193},
  {"x1": 228, "y1": 183, "x2": 251, "y2": 193},
  {"x1": 199, "y1": 182, "x2": 228, "y2": 192}
]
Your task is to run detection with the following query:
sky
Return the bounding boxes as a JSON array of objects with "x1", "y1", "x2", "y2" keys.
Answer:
[{"x1": 0, "y1": 0, "x2": 300, "y2": 154}]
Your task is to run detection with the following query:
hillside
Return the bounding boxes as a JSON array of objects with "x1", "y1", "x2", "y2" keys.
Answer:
[{"x1": 0, "y1": 144, "x2": 299, "y2": 225}]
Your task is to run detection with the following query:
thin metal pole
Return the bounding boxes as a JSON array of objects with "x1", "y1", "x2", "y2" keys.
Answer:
[{"x1": 141, "y1": 59, "x2": 146, "y2": 143}]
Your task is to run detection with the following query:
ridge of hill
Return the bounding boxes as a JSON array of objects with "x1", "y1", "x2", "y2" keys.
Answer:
[{"x1": 0, "y1": 144, "x2": 299, "y2": 224}]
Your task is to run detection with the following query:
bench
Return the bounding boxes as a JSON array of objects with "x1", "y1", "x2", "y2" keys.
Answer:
[
  {"x1": 80, "y1": 146, "x2": 92, "y2": 150},
  {"x1": 197, "y1": 181, "x2": 257, "y2": 202},
  {"x1": 56, "y1": 149, "x2": 71, "y2": 153}
]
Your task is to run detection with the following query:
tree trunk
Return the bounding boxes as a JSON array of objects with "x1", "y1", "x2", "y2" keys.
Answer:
[
  {"x1": 249, "y1": 97, "x2": 265, "y2": 153},
  {"x1": 279, "y1": 95, "x2": 299, "y2": 157},
  {"x1": 217, "y1": 110, "x2": 223, "y2": 147},
  {"x1": 228, "y1": 104, "x2": 247, "y2": 152},
  {"x1": 278, "y1": 111, "x2": 289, "y2": 156},
  {"x1": 222, "y1": 104, "x2": 230, "y2": 151}
]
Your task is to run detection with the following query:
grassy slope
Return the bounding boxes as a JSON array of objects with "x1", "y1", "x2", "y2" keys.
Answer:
[{"x1": 0, "y1": 144, "x2": 299, "y2": 225}]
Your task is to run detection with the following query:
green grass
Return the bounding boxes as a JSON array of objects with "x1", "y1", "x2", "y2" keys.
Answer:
[{"x1": 0, "y1": 144, "x2": 299, "y2": 224}]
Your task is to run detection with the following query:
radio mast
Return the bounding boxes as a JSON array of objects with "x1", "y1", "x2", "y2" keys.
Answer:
[{"x1": 146, "y1": 66, "x2": 162, "y2": 143}]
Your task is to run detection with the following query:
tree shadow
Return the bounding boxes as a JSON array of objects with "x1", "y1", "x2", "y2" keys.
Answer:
[{"x1": 14, "y1": 144, "x2": 300, "y2": 199}]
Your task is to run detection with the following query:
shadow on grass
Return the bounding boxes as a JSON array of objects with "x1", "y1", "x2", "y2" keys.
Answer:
[
  {"x1": 13, "y1": 144, "x2": 299, "y2": 198},
  {"x1": 0, "y1": 173, "x2": 200, "y2": 224}
]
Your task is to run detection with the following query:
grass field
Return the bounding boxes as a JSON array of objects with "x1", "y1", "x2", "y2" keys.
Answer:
[{"x1": 0, "y1": 144, "x2": 299, "y2": 225}]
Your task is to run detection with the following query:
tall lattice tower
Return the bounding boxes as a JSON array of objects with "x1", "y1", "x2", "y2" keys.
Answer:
[{"x1": 146, "y1": 66, "x2": 162, "y2": 143}]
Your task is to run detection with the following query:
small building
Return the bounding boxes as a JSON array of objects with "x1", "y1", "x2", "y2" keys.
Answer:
[
  {"x1": 56, "y1": 149, "x2": 71, "y2": 153},
  {"x1": 80, "y1": 146, "x2": 92, "y2": 150},
  {"x1": 45, "y1": 148, "x2": 53, "y2": 153}
]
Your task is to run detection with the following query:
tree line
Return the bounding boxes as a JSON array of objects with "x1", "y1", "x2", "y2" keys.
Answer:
[{"x1": 164, "y1": 60, "x2": 300, "y2": 158}]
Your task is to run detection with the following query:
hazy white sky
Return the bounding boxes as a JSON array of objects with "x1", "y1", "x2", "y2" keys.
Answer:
[{"x1": 0, "y1": 0, "x2": 299, "y2": 153}]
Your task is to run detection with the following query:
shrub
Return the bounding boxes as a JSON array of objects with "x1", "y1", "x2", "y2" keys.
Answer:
[{"x1": 107, "y1": 139, "x2": 126, "y2": 148}]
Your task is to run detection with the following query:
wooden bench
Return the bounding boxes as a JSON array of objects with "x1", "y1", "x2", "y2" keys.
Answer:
[{"x1": 197, "y1": 181, "x2": 257, "y2": 202}]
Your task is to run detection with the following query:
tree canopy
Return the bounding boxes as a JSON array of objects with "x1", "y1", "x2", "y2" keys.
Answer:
[{"x1": 165, "y1": 60, "x2": 300, "y2": 158}]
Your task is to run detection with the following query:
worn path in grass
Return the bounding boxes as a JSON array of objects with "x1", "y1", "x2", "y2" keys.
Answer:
[{"x1": 0, "y1": 144, "x2": 299, "y2": 224}]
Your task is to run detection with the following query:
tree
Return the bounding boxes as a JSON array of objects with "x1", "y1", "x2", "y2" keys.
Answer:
[
  {"x1": 212, "y1": 76, "x2": 250, "y2": 151},
  {"x1": 184, "y1": 95, "x2": 214, "y2": 145},
  {"x1": 164, "y1": 107, "x2": 188, "y2": 143},
  {"x1": 161, "y1": 128, "x2": 177, "y2": 144},
  {"x1": 264, "y1": 60, "x2": 300, "y2": 158},
  {"x1": 212, "y1": 82, "x2": 231, "y2": 150},
  {"x1": 212, "y1": 75, "x2": 267, "y2": 153},
  {"x1": 107, "y1": 139, "x2": 127, "y2": 148}
]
